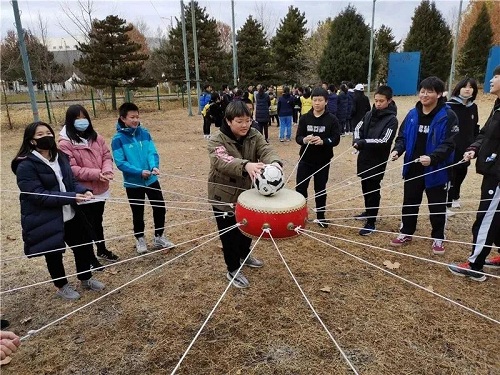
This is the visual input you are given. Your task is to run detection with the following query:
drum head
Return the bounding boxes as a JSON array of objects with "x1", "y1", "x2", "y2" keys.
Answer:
[{"x1": 237, "y1": 188, "x2": 306, "y2": 213}]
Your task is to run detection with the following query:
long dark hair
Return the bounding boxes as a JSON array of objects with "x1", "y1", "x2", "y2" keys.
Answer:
[
  {"x1": 12, "y1": 122, "x2": 58, "y2": 165},
  {"x1": 65, "y1": 104, "x2": 97, "y2": 142},
  {"x1": 451, "y1": 77, "x2": 478, "y2": 102}
]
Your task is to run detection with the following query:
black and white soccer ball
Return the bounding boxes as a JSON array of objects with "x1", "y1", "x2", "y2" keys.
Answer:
[{"x1": 253, "y1": 164, "x2": 284, "y2": 196}]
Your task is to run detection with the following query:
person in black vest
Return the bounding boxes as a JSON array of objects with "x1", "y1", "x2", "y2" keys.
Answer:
[
  {"x1": 254, "y1": 85, "x2": 271, "y2": 142},
  {"x1": 353, "y1": 85, "x2": 398, "y2": 235}
]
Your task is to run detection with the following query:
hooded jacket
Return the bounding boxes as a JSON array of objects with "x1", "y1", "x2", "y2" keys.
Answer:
[
  {"x1": 393, "y1": 99, "x2": 458, "y2": 188},
  {"x1": 111, "y1": 121, "x2": 160, "y2": 188},
  {"x1": 447, "y1": 96, "x2": 479, "y2": 166},
  {"x1": 296, "y1": 108, "x2": 341, "y2": 165},
  {"x1": 351, "y1": 91, "x2": 371, "y2": 129},
  {"x1": 12, "y1": 152, "x2": 88, "y2": 257},
  {"x1": 208, "y1": 123, "x2": 281, "y2": 211},
  {"x1": 354, "y1": 102, "x2": 398, "y2": 178},
  {"x1": 58, "y1": 126, "x2": 113, "y2": 195},
  {"x1": 277, "y1": 93, "x2": 294, "y2": 117},
  {"x1": 468, "y1": 98, "x2": 500, "y2": 181}
]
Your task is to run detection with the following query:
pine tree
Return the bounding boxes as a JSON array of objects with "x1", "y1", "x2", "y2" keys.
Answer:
[
  {"x1": 74, "y1": 15, "x2": 149, "y2": 110},
  {"x1": 375, "y1": 25, "x2": 400, "y2": 85},
  {"x1": 318, "y1": 5, "x2": 374, "y2": 85},
  {"x1": 457, "y1": 3, "x2": 493, "y2": 82},
  {"x1": 157, "y1": 1, "x2": 231, "y2": 88},
  {"x1": 236, "y1": 16, "x2": 273, "y2": 85},
  {"x1": 403, "y1": 0, "x2": 452, "y2": 82},
  {"x1": 270, "y1": 6, "x2": 307, "y2": 85}
]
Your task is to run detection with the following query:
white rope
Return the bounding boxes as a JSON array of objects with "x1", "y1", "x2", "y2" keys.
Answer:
[
  {"x1": 284, "y1": 142, "x2": 310, "y2": 186},
  {"x1": 323, "y1": 159, "x2": 464, "y2": 208},
  {"x1": 267, "y1": 230, "x2": 359, "y2": 374},
  {"x1": 1, "y1": 224, "x2": 231, "y2": 294},
  {"x1": 322, "y1": 209, "x2": 499, "y2": 221},
  {"x1": 171, "y1": 229, "x2": 266, "y2": 374},
  {"x1": 20, "y1": 223, "x2": 241, "y2": 342},
  {"x1": 298, "y1": 228, "x2": 500, "y2": 325},
  {"x1": 1, "y1": 214, "x2": 225, "y2": 261},
  {"x1": 304, "y1": 225, "x2": 499, "y2": 280}
]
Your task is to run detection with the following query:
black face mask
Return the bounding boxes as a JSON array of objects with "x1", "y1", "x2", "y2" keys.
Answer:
[{"x1": 33, "y1": 136, "x2": 55, "y2": 150}]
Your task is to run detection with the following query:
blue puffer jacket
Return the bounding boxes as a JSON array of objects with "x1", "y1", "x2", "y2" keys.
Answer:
[
  {"x1": 277, "y1": 94, "x2": 294, "y2": 117},
  {"x1": 397, "y1": 104, "x2": 457, "y2": 188},
  {"x1": 12, "y1": 152, "x2": 88, "y2": 257},
  {"x1": 337, "y1": 92, "x2": 349, "y2": 122},
  {"x1": 255, "y1": 92, "x2": 270, "y2": 123},
  {"x1": 327, "y1": 93, "x2": 338, "y2": 116},
  {"x1": 199, "y1": 91, "x2": 211, "y2": 110},
  {"x1": 111, "y1": 121, "x2": 160, "y2": 188}
]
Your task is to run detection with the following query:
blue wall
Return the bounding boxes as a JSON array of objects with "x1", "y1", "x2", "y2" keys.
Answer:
[
  {"x1": 388, "y1": 52, "x2": 421, "y2": 96},
  {"x1": 484, "y1": 46, "x2": 500, "y2": 93}
]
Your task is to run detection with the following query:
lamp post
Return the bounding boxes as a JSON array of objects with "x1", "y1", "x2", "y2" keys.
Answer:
[
  {"x1": 367, "y1": 0, "x2": 376, "y2": 97},
  {"x1": 180, "y1": 0, "x2": 193, "y2": 115},
  {"x1": 448, "y1": 0, "x2": 464, "y2": 98}
]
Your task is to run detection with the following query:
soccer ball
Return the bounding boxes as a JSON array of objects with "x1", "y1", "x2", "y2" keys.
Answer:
[{"x1": 253, "y1": 164, "x2": 284, "y2": 196}]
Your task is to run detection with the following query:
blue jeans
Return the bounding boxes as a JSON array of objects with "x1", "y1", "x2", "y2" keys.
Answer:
[{"x1": 279, "y1": 116, "x2": 292, "y2": 140}]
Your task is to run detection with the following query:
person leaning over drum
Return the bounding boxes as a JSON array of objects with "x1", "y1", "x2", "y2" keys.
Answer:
[{"x1": 208, "y1": 100, "x2": 283, "y2": 289}]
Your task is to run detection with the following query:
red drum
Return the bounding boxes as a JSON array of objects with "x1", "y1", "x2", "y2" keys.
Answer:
[{"x1": 235, "y1": 188, "x2": 308, "y2": 239}]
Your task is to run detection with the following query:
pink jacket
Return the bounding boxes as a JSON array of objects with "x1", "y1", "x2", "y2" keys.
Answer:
[{"x1": 58, "y1": 128, "x2": 113, "y2": 195}]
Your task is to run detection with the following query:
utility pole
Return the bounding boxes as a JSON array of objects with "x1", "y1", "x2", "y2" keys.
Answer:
[
  {"x1": 12, "y1": 0, "x2": 39, "y2": 121},
  {"x1": 191, "y1": 1, "x2": 201, "y2": 114},
  {"x1": 367, "y1": 0, "x2": 376, "y2": 97},
  {"x1": 448, "y1": 0, "x2": 464, "y2": 98},
  {"x1": 231, "y1": 0, "x2": 238, "y2": 87},
  {"x1": 180, "y1": 0, "x2": 192, "y2": 116}
]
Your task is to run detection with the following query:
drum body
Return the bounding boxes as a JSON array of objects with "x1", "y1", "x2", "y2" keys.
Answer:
[{"x1": 235, "y1": 188, "x2": 307, "y2": 239}]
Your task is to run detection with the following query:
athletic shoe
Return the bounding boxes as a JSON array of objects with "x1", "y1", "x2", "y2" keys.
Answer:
[
  {"x1": 448, "y1": 262, "x2": 486, "y2": 282},
  {"x1": 390, "y1": 234, "x2": 412, "y2": 247},
  {"x1": 432, "y1": 240, "x2": 445, "y2": 255},
  {"x1": 57, "y1": 284, "x2": 81, "y2": 300},
  {"x1": 136, "y1": 237, "x2": 148, "y2": 254},
  {"x1": 484, "y1": 255, "x2": 500, "y2": 268},
  {"x1": 240, "y1": 256, "x2": 264, "y2": 268},
  {"x1": 81, "y1": 278, "x2": 105, "y2": 291},
  {"x1": 446, "y1": 208, "x2": 455, "y2": 217},
  {"x1": 90, "y1": 259, "x2": 104, "y2": 271},
  {"x1": 359, "y1": 223, "x2": 375, "y2": 236},
  {"x1": 153, "y1": 235, "x2": 175, "y2": 249},
  {"x1": 354, "y1": 212, "x2": 368, "y2": 221},
  {"x1": 286, "y1": 139, "x2": 291, "y2": 142},
  {"x1": 451, "y1": 199, "x2": 461, "y2": 208},
  {"x1": 97, "y1": 249, "x2": 119, "y2": 262},
  {"x1": 280, "y1": 139, "x2": 284, "y2": 142},
  {"x1": 226, "y1": 270, "x2": 249, "y2": 288}
]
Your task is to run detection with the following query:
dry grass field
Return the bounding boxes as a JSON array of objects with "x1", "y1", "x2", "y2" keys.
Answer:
[{"x1": 1, "y1": 94, "x2": 499, "y2": 374}]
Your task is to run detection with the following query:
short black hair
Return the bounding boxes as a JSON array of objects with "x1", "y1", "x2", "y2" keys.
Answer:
[
  {"x1": 328, "y1": 84, "x2": 336, "y2": 93},
  {"x1": 210, "y1": 92, "x2": 220, "y2": 102},
  {"x1": 375, "y1": 85, "x2": 393, "y2": 100},
  {"x1": 493, "y1": 65, "x2": 500, "y2": 76},
  {"x1": 311, "y1": 87, "x2": 328, "y2": 100},
  {"x1": 451, "y1": 78, "x2": 478, "y2": 101},
  {"x1": 283, "y1": 86, "x2": 290, "y2": 94},
  {"x1": 221, "y1": 84, "x2": 228, "y2": 91},
  {"x1": 347, "y1": 82, "x2": 354, "y2": 89},
  {"x1": 419, "y1": 76, "x2": 445, "y2": 94},
  {"x1": 225, "y1": 100, "x2": 252, "y2": 121},
  {"x1": 119, "y1": 102, "x2": 139, "y2": 118}
]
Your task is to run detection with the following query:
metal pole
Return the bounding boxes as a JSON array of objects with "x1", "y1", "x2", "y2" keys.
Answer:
[
  {"x1": 367, "y1": 0, "x2": 376, "y2": 97},
  {"x1": 231, "y1": 0, "x2": 238, "y2": 87},
  {"x1": 180, "y1": 0, "x2": 193, "y2": 116},
  {"x1": 156, "y1": 85, "x2": 161, "y2": 110},
  {"x1": 11, "y1": 0, "x2": 39, "y2": 122},
  {"x1": 44, "y1": 90, "x2": 52, "y2": 123},
  {"x1": 448, "y1": 0, "x2": 464, "y2": 98},
  {"x1": 191, "y1": 1, "x2": 202, "y2": 114},
  {"x1": 90, "y1": 88, "x2": 96, "y2": 117}
]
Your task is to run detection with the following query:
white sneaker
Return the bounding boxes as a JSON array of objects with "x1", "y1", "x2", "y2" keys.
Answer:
[
  {"x1": 56, "y1": 284, "x2": 81, "y2": 300},
  {"x1": 135, "y1": 236, "x2": 148, "y2": 254},
  {"x1": 153, "y1": 235, "x2": 175, "y2": 249},
  {"x1": 451, "y1": 199, "x2": 460, "y2": 208},
  {"x1": 81, "y1": 278, "x2": 105, "y2": 291}
]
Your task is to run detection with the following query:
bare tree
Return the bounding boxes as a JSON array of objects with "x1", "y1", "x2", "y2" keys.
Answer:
[
  {"x1": 58, "y1": 0, "x2": 95, "y2": 43},
  {"x1": 253, "y1": 2, "x2": 277, "y2": 40},
  {"x1": 135, "y1": 19, "x2": 151, "y2": 37},
  {"x1": 217, "y1": 21, "x2": 232, "y2": 53}
]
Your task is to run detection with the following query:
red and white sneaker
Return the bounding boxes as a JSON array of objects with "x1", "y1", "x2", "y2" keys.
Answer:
[
  {"x1": 484, "y1": 255, "x2": 500, "y2": 268},
  {"x1": 432, "y1": 240, "x2": 445, "y2": 255},
  {"x1": 390, "y1": 234, "x2": 412, "y2": 247}
]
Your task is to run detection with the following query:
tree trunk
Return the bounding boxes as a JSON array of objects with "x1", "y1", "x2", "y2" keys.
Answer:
[
  {"x1": 2, "y1": 82, "x2": 13, "y2": 130},
  {"x1": 111, "y1": 86, "x2": 117, "y2": 110}
]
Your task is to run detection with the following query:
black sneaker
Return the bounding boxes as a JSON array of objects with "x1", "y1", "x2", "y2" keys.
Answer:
[
  {"x1": 90, "y1": 259, "x2": 104, "y2": 271},
  {"x1": 354, "y1": 212, "x2": 368, "y2": 221},
  {"x1": 359, "y1": 223, "x2": 375, "y2": 236},
  {"x1": 97, "y1": 249, "x2": 119, "y2": 262},
  {"x1": 448, "y1": 262, "x2": 486, "y2": 282}
]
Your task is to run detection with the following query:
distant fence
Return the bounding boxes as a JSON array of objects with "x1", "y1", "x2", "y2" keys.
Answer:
[{"x1": 484, "y1": 45, "x2": 500, "y2": 93}]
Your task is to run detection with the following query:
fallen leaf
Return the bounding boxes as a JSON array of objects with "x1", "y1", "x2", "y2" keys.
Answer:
[
  {"x1": 74, "y1": 336, "x2": 85, "y2": 344},
  {"x1": 104, "y1": 267, "x2": 118, "y2": 275},
  {"x1": 383, "y1": 260, "x2": 400, "y2": 270},
  {"x1": 236, "y1": 370, "x2": 242, "y2": 375},
  {"x1": 6, "y1": 235, "x2": 16, "y2": 241},
  {"x1": 320, "y1": 286, "x2": 331, "y2": 293},
  {"x1": 0, "y1": 357, "x2": 12, "y2": 366},
  {"x1": 426, "y1": 285, "x2": 434, "y2": 292},
  {"x1": 20, "y1": 316, "x2": 32, "y2": 324}
]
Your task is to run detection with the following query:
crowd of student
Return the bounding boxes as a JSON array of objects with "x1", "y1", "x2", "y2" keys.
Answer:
[{"x1": 2, "y1": 67, "x2": 499, "y2": 363}]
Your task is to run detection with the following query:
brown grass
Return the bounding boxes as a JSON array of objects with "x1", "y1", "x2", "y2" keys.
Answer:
[{"x1": 1, "y1": 94, "x2": 499, "y2": 374}]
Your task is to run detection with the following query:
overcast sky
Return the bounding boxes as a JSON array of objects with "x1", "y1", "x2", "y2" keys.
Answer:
[{"x1": 1, "y1": 0, "x2": 468, "y2": 43}]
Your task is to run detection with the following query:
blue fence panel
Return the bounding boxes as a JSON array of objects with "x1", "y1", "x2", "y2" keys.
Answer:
[
  {"x1": 388, "y1": 52, "x2": 421, "y2": 96},
  {"x1": 484, "y1": 45, "x2": 500, "y2": 93}
]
